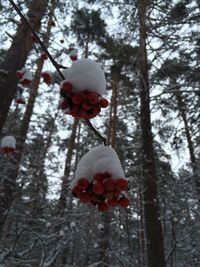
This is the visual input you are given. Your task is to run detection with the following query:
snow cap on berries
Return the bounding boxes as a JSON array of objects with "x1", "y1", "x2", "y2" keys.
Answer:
[
  {"x1": 69, "y1": 48, "x2": 78, "y2": 57},
  {"x1": 1, "y1": 136, "x2": 16, "y2": 149},
  {"x1": 19, "y1": 70, "x2": 33, "y2": 86},
  {"x1": 62, "y1": 69, "x2": 69, "y2": 79},
  {"x1": 71, "y1": 145, "x2": 129, "y2": 211},
  {"x1": 66, "y1": 58, "x2": 106, "y2": 95},
  {"x1": 16, "y1": 68, "x2": 25, "y2": 79},
  {"x1": 71, "y1": 145, "x2": 126, "y2": 189},
  {"x1": 1, "y1": 136, "x2": 16, "y2": 153}
]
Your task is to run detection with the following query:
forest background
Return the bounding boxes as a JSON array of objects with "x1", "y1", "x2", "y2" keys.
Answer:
[{"x1": 0, "y1": 0, "x2": 200, "y2": 267}]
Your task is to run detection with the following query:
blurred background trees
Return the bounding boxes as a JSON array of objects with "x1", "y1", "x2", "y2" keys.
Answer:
[{"x1": 0, "y1": 0, "x2": 200, "y2": 266}]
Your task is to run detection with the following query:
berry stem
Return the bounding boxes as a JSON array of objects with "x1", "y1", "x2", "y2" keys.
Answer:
[{"x1": 85, "y1": 120, "x2": 108, "y2": 146}]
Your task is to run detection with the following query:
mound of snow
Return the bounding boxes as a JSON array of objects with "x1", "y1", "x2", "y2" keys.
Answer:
[{"x1": 66, "y1": 59, "x2": 106, "y2": 95}]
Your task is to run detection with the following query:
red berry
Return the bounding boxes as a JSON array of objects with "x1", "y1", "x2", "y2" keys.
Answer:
[
  {"x1": 41, "y1": 52, "x2": 48, "y2": 60},
  {"x1": 77, "y1": 178, "x2": 89, "y2": 190},
  {"x1": 19, "y1": 79, "x2": 32, "y2": 85},
  {"x1": 31, "y1": 34, "x2": 38, "y2": 43},
  {"x1": 72, "y1": 186, "x2": 81, "y2": 198},
  {"x1": 98, "y1": 202, "x2": 109, "y2": 212},
  {"x1": 80, "y1": 192, "x2": 92, "y2": 203},
  {"x1": 103, "y1": 178, "x2": 115, "y2": 191},
  {"x1": 41, "y1": 72, "x2": 51, "y2": 84},
  {"x1": 49, "y1": 20, "x2": 55, "y2": 26},
  {"x1": 118, "y1": 197, "x2": 129, "y2": 208},
  {"x1": 94, "y1": 173, "x2": 105, "y2": 182},
  {"x1": 69, "y1": 104, "x2": 81, "y2": 118},
  {"x1": 115, "y1": 178, "x2": 128, "y2": 191},
  {"x1": 93, "y1": 182, "x2": 104, "y2": 195},
  {"x1": 61, "y1": 82, "x2": 73, "y2": 93},
  {"x1": 16, "y1": 99, "x2": 25, "y2": 105},
  {"x1": 59, "y1": 101, "x2": 68, "y2": 110},
  {"x1": 85, "y1": 106, "x2": 100, "y2": 119},
  {"x1": 107, "y1": 197, "x2": 118, "y2": 208},
  {"x1": 88, "y1": 93, "x2": 99, "y2": 104},
  {"x1": 70, "y1": 56, "x2": 77, "y2": 61},
  {"x1": 91, "y1": 193, "x2": 98, "y2": 202},
  {"x1": 16, "y1": 71, "x2": 24, "y2": 79},
  {"x1": 82, "y1": 90, "x2": 91, "y2": 99},
  {"x1": 72, "y1": 93, "x2": 82, "y2": 105},
  {"x1": 99, "y1": 98, "x2": 109, "y2": 108},
  {"x1": 82, "y1": 103, "x2": 92, "y2": 110},
  {"x1": 2, "y1": 147, "x2": 15, "y2": 153},
  {"x1": 112, "y1": 190, "x2": 120, "y2": 197}
]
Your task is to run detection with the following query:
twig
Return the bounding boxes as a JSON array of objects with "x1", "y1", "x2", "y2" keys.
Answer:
[
  {"x1": 85, "y1": 120, "x2": 108, "y2": 146},
  {"x1": 9, "y1": 0, "x2": 108, "y2": 146}
]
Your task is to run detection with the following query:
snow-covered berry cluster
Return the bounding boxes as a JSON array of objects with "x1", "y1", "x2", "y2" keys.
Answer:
[
  {"x1": 1, "y1": 136, "x2": 16, "y2": 154},
  {"x1": 16, "y1": 69, "x2": 33, "y2": 86},
  {"x1": 71, "y1": 145, "x2": 129, "y2": 212},
  {"x1": 69, "y1": 47, "x2": 78, "y2": 61},
  {"x1": 59, "y1": 58, "x2": 109, "y2": 119}
]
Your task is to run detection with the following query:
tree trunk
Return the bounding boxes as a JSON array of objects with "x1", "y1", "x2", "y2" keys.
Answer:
[
  {"x1": 58, "y1": 118, "x2": 79, "y2": 213},
  {"x1": 0, "y1": 0, "x2": 48, "y2": 134},
  {"x1": 138, "y1": 0, "x2": 166, "y2": 266},
  {"x1": 30, "y1": 112, "x2": 58, "y2": 216},
  {"x1": 109, "y1": 71, "x2": 118, "y2": 148},
  {"x1": 173, "y1": 83, "x2": 200, "y2": 200},
  {"x1": 0, "y1": 4, "x2": 55, "y2": 238},
  {"x1": 98, "y1": 213, "x2": 110, "y2": 267}
]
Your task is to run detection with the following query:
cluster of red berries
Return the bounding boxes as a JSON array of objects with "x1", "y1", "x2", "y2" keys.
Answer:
[
  {"x1": 69, "y1": 47, "x2": 78, "y2": 61},
  {"x1": 1, "y1": 147, "x2": 16, "y2": 154},
  {"x1": 16, "y1": 70, "x2": 32, "y2": 86},
  {"x1": 72, "y1": 172, "x2": 129, "y2": 212},
  {"x1": 59, "y1": 81, "x2": 109, "y2": 119}
]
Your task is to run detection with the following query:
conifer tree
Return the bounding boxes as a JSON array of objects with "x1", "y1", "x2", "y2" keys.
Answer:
[{"x1": 138, "y1": 0, "x2": 166, "y2": 266}]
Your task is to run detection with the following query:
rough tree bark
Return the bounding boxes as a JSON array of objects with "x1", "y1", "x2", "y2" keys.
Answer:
[
  {"x1": 138, "y1": 0, "x2": 166, "y2": 266},
  {"x1": 0, "y1": 0, "x2": 48, "y2": 134}
]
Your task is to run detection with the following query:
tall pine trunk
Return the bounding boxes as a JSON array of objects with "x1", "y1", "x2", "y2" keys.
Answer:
[
  {"x1": 0, "y1": 0, "x2": 48, "y2": 134},
  {"x1": 138, "y1": 0, "x2": 166, "y2": 266}
]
